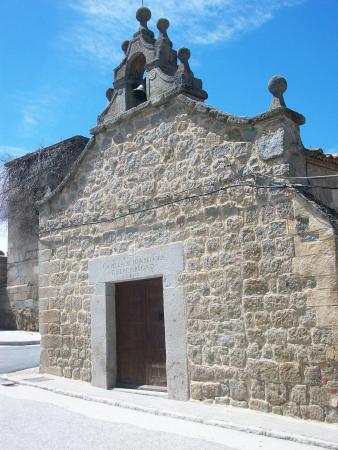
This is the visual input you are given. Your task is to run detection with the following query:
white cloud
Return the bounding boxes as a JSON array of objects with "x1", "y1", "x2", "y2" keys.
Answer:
[
  {"x1": 15, "y1": 85, "x2": 69, "y2": 138},
  {"x1": 326, "y1": 145, "x2": 338, "y2": 154},
  {"x1": 22, "y1": 115, "x2": 39, "y2": 127},
  {"x1": 66, "y1": 0, "x2": 305, "y2": 66},
  {"x1": 0, "y1": 146, "x2": 27, "y2": 161}
]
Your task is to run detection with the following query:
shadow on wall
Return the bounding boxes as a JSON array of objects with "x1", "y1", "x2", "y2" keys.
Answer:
[{"x1": 0, "y1": 254, "x2": 16, "y2": 329}]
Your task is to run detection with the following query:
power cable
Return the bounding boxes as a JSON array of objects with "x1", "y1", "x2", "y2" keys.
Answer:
[
  {"x1": 1, "y1": 164, "x2": 338, "y2": 200},
  {"x1": 39, "y1": 181, "x2": 297, "y2": 235}
]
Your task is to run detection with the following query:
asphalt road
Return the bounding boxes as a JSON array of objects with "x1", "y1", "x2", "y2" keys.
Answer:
[
  {"x1": 0, "y1": 345, "x2": 40, "y2": 373},
  {"x1": 0, "y1": 384, "x2": 322, "y2": 450},
  {"x1": 0, "y1": 387, "x2": 231, "y2": 450}
]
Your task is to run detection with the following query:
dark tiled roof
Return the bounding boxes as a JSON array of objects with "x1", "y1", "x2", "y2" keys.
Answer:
[
  {"x1": 5, "y1": 136, "x2": 89, "y2": 167},
  {"x1": 304, "y1": 148, "x2": 338, "y2": 166}
]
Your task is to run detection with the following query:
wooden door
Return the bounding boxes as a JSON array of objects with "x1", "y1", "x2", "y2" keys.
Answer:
[{"x1": 115, "y1": 278, "x2": 166, "y2": 387}]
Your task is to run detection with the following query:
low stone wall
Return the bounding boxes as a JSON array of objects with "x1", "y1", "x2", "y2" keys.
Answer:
[
  {"x1": 0, "y1": 255, "x2": 16, "y2": 329},
  {"x1": 0, "y1": 255, "x2": 39, "y2": 331},
  {"x1": 6, "y1": 286, "x2": 39, "y2": 331},
  {"x1": 0, "y1": 255, "x2": 7, "y2": 286}
]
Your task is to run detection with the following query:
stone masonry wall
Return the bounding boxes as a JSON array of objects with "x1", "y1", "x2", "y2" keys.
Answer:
[
  {"x1": 0, "y1": 255, "x2": 15, "y2": 329},
  {"x1": 6, "y1": 219, "x2": 39, "y2": 331},
  {"x1": 38, "y1": 96, "x2": 338, "y2": 422},
  {"x1": 0, "y1": 255, "x2": 7, "y2": 286},
  {"x1": 304, "y1": 157, "x2": 338, "y2": 213}
]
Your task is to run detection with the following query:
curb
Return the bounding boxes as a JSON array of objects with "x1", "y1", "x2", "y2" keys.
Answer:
[
  {"x1": 1, "y1": 374, "x2": 337, "y2": 450},
  {"x1": 0, "y1": 341, "x2": 40, "y2": 346}
]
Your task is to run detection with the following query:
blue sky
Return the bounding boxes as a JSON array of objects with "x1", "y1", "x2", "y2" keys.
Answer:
[{"x1": 0, "y1": 0, "x2": 337, "y2": 250}]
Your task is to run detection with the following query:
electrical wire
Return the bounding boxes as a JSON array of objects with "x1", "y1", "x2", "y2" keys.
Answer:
[
  {"x1": 38, "y1": 176, "x2": 338, "y2": 236},
  {"x1": 262, "y1": 174, "x2": 338, "y2": 180},
  {"x1": 39, "y1": 181, "x2": 308, "y2": 235},
  {"x1": 1, "y1": 155, "x2": 338, "y2": 198}
]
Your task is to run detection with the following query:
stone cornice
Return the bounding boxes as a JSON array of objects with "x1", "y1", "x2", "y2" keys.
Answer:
[{"x1": 91, "y1": 90, "x2": 305, "y2": 136}]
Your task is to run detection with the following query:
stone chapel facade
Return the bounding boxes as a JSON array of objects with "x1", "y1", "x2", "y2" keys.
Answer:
[{"x1": 22, "y1": 7, "x2": 338, "y2": 422}]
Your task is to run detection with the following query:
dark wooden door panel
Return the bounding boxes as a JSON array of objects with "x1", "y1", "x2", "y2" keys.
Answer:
[
  {"x1": 145, "y1": 278, "x2": 166, "y2": 386},
  {"x1": 116, "y1": 280, "x2": 146, "y2": 385},
  {"x1": 115, "y1": 278, "x2": 166, "y2": 387}
]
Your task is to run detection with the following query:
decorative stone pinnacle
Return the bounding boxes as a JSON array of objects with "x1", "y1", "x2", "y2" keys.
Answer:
[
  {"x1": 121, "y1": 40, "x2": 130, "y2": 55},
  {"x1": 134, "y1": 7, "x2": 154, "y2": 44},
  {"x1": 268, "y1": 75, "x2": 287, "y2": 110},
  {"x1": 106, "y1": 88, "x2": 114, "y2": 101},
  {"x1": 156, "y1": 17, "x2": 172, "y2": 49},
  {"x1": 136, "y1": 6, "x2": 151, "y2": 28},
  {"x1": 177, "y1": 47, "x2": 191, "y2": 64},
  {"x1": 157, "y1": 18, "x2": 170, "y2": 34}
]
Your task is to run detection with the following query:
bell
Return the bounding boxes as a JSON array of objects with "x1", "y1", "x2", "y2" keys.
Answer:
[
  {"x1": 133, "y1": 83, "x2": 146, "y2": 92},
  {"x1": 133, "y1": 83, "x2": 147, "y2": 101}
]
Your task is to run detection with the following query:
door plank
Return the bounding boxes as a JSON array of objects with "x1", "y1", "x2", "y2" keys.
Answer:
[
  {"x1": 145, "y1": 278, "x2": 166, "y2": 386},
  {"x1": 115, "y1": 278, "x2": 166, "y2": 387}
]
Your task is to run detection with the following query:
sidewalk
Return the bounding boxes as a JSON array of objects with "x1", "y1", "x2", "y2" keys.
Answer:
[
  {"x1": 1, "y1": 369, "x2": 337, "y2": 449},
  {"x1": 0, "y1": 330, "x2": 40, "y2": 346}
]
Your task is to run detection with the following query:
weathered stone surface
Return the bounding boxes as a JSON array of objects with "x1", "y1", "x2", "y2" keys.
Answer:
[
  {"x1": 40, "y1": 310, "x2": 60, "y2": 323},
  {"x1": 229, "y1": 379, "x2": 248, "y2": 401},
  {"x1": 263, "y1": 294, "x2": 288, "y2": 311},
  {"x1": 256, "y1": 128, "x2": 285, "y2": 161},
  {"x1": 290, "y1": 385, "x2": 307, "y2": 404},
  {"x1": 309, "y1": 386, "x2": 330, "y2": 407},
  {"x1": 215, "y1": 396, "x2": 230, "y2": 405},
  {"x1": 191, "y1": 365, "x2": 214, "y2": 382},
  {"x1": 33, "y1": 93, "x2": 338, "y2": 423},
  {"x1": 271, "y1": 406, "x2": 283, "y2": 415},
  {"x1": 279, "y1": 362, "x2": 301, "y2": 383},
  {"x1": 247, "y1": 359, "x2": 279, "y2": 382},
  {"x1": 300, "y1": 405, "x2": 325, "y2": 421},
  {"x1": 266, "y1": 328, "x2": 287, "y2": 344},
  {"x1": 230, "y1": 399, "x2": 248, "y2": 408},
  {"x1": 247, "y1": 343, "x2": 262, "y2": 359},
  {"x1": 282, "y1": 402, "x2": 300, "y2": 418},
  {"x1": 312, "y1": 328, "x2": 333, "y2": 345},
  {"x1": 249, "y1": 399, "x2": 270, "y2": 412},
  {"x1": 308, "y1": 345, "x2": 327, "y2": 364},
  {"x1": 243, "y1": 279, "x2": 268, "y2": 296},
  {"x1": 229, "y1": 348, "x2": 247, "y2": 368},
  {"x1": 266, "y1": 383, "x2": 287, "y2": 405},
  {"x1": 325, "y1": 410, "x2": 338, "y2": 424},
  {"x1": 273, "y1": 345, "x2": 295, "y2": 362},
  {"x1": 190, "y1": 381, "x2": 203, "y2": 400},
  {"x1": 271, "y1": 310, "x2": 298, "y2": 328},
  {"x1": 288, "y1": 327, "x2": 311, "y2": 344},
  {"x1": 242, "y1": 243, "x2": 262, "y2": 260}
]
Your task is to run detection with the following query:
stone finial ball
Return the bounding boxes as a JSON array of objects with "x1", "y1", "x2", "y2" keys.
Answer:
[
  {"x1": 121, "y1": 40, "x2": 130, "y2": 54},
  {"x1": 106, "y1": 87, "x2": 114, "y2": 101},
  {"x1": 177, "y1": 47, "x2": 191, "y2": 63},
  {"x1": 268, "y1": 75, "x2": 287, "y2": 96},
  {"x1": 136, "y1": 6, "x2": 151, "y2": 24},
  {"x1": 157, "y1": 18, "x2": 170, "y2": 33}
]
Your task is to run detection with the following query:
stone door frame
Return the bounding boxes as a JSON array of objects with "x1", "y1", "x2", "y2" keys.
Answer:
[{"x1": 88, "y1": 243, "x2": 189, "y2": 400}]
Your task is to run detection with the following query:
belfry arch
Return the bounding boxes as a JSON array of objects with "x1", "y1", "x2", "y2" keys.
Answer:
[
  {"x1": 99, "y1": 6, "x2": 207, "y2": 123},
  {"x1": 126, "y1": 53, "x2": 147, "y2": 110}
]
